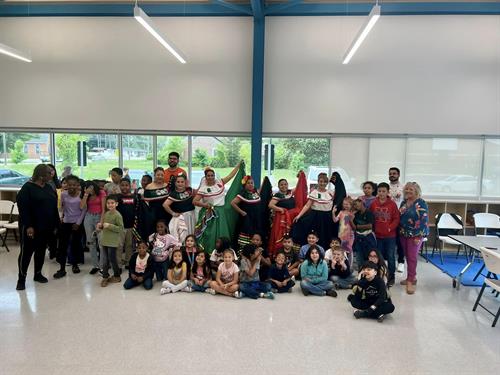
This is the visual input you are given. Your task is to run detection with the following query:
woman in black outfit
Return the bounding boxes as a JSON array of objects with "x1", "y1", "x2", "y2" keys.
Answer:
[{"x1": 16, "y1": 164, "x2": 60, "y2": 291}]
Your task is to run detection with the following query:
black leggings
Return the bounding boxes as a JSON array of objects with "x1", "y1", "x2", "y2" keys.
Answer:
[
  {"x1": 57, "y1": 223, "x2": 84, "y2": 268},
  {"x1": 18, "y1": 228, "x2": 50, "y2": 280},
  {"x1": 350, "y1": 295, "x2": 395, "y2": 318}
]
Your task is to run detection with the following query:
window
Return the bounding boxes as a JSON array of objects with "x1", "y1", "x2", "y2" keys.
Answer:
[
  {"x1": 331, "y1": 137, "x2": 368, "y2": 196},
  {"x1": 406, "y1": 138, "x2": 482, "y2": 197},
  {"x1": 122, "y1": 135, "x2": 153, "y2": 186},
  {"x1": 0, "y1": 132, "x2": 51, "y2": 187},
  {"x1": 482, "y1": 138, "x2": 500, "y2": 197},
  {"x1": 262, "y1": 137, "x2": 330, "y2": 190},
  {"x1": 55, "y1": 133, "x2": 118, "y2": 181},
  {"x1": 368, "y1": 138, "x2": 406, "y2": 184},
  {"x1": 192, "y1": 136, "x2": 250, "y2": 188}
]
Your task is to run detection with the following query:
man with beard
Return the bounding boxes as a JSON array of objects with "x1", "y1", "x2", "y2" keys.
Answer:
[
  {"x1": 388, "y1": 167, "x2": 405, "y2": 273},
  {"x1": 163, "y1": 152, "x2": 187, "y2": 187}
]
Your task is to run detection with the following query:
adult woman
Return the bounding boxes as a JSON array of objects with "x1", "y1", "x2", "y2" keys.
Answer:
[
  {"x1": 163, "y1": 173, "x2": 195, "y2": 243},
  {"x1": 193, "y1": 161, "x2": 243, "y2": 253},
  {"x1": 142, "y1": 167, "x2": 170, "y2": 236},
  {"x1": 291, "y1": 173, "x2": 335, "y2": 251},
  {"x1": 231, "y1": 175, "x2": 272, "y2": 250},
  {"x1": 399, "y1": 182, "x2": 429, "y2": 295},
  {"x1": 81, "y1": 180, "x2": 106, "y2": 274},
  {"x1": 16, "y1": 164, "x2": 60, "y2": 290},
  {"x1": 267, "y1": 172, "x2": 307, "y2": 257},
  {"x1": 46, "y1": 163, "x2": 61, "y2": 259}
]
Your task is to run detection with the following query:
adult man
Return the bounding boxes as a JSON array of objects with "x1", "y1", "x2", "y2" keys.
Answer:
[
  {"x1": 163, "y1": 152, "x2": 187, "y2": 186},
  {"x1": 16, "y1": 164, "x2": 60, "y2": 290},
  {"x1": 388, "y1": 167, "x2": 405, "y2": 272}
]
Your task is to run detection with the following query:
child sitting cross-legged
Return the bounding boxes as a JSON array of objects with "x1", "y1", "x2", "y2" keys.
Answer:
[
  {"x1": 300, "y1": 245, "x2": 337, "y2": 297},
  {"x1": 123, "y1": 241, "x2": 154, "y2": 290},
  {"x1": 208, "y1": 249, "x2": 241, "y2": 298},
  {"x1": 160, "y1": 249, "x2": 191, "y2": 294},
  {"x1": 325, "y1": 244, "x2": 356, "y2": 290},
  {"x1": 239, "y1": 244, "x2": 274, "y2": 299},
  {"x1": 189, "y1": 251, "x2": 212, "y2": 293},
  {"x1": 348, "y1": 261, "x2": 395, "y2": 323},
  {"x1": 278, "y1": 234, "x2": 300, "y2": 278},
  {"x1": 268, "y1": 251, "x2": 295, "y2": 293}
]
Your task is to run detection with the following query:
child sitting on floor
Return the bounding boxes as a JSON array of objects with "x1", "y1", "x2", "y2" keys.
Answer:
[
  {"x1": 300, "y1": 245, "x2": 337, "y2": 297},
  {"x1": 239, "y1": 244, "x2": 274, "y2": 299},
  {"x1": 208, "y1": 249, "x2": 241, "y2": 298},
  {"x1": 299, "y1": 231, "x2": 325, "y2": 262},
  {"x1": 123, "y1": 241, "x2": 154, "y2": 290},
  {"x1": 326, "y1": 245, "x2": 356, "y2": 289},
  {"x1": 210, "y1": 237, "x2": 238, "y2": 275},
  {"x1": 268, "y1": 252, "x2": 295, "y2": 293},
  {"x1": 190, "y1": 251, "x2": 212, "y2": 293},
  {"x1": 160, "y1": 249, "x2": 191, "y2": 294},
  {"x1": 278, "y1": 235, "x2": 300, "y2": 278},
  {"x1": 348, "y1": 261, "x2": 395, "y2": 323}
]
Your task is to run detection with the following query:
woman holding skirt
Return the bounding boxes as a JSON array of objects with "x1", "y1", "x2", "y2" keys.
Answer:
[{"x1": 163, "y1": 173, "x2": 195, "y2": 243}]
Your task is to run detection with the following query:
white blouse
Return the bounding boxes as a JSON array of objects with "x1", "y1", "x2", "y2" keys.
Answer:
[
  {"x1": 197, "y1": 178, "x2": 226, "y2": 207},
  {"x1": 308, "y1": 189, "x2": 334, "y2": 212}
]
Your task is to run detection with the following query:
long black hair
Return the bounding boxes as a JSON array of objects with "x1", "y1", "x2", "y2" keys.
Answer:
[
  {"x1": 215, "y1": 237, "x2": 231, "y2": 253},
  {"x1": 168, "y1": 249, "x2": 186, "y2": 269},
  {"x1": 190, "y1": 251, "x2": 211, "y2": 279},
  {"x1": 47, "y1": 163, "x2": 62, "y2": 189},
  {"x1": 82, "y1": 180, "x2": 101, "y2": 198},
  {"x1": 305, "y1": 245, "x2": 324, "y2": 264},
  {"x1": 367, "y1": 248, "x2": 388, "y2": 278}
]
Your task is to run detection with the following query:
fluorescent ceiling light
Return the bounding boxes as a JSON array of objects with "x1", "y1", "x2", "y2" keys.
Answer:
[
  {"x1": 133, "y1": 5, "x2": 187, "y2": 64},
  {"x1": 0, "y1": 42, "x2": 32, "y2": 63},
  {"x1": 342, "y1": 4, "x2": 380, "y2": 65}
]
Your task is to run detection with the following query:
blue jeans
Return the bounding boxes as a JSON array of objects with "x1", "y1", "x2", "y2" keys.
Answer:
[
  {"x1": 329, "y1": 274, "x2": 356, "y2": 289},
  {"x1": 123, "y1": 277, "x2": 153, "y2": 290},
  {"x1": 354, "y1": 233, "x2": 377, "y2": 271},
  {"x1": 271, "y1": 280, "x2": 295, "y2": 293},
  {"x1": 377, "y1": 237, "x2": 396, "y2": 279},
  {"x1": 240, "y1": 281, "x2": 272, "y2": 299},
  {"x1": 300, "y1": 280, "x2": 334, "y2": 296},
  {"x1": 189, "y1": 280, "x2": 209, "y2": 292},
  {"x1": 101, "y1": 246, "x2": 120, "y2": 278},
  {"x1": 152, "y1": 260, "x2": 168, "y2": 281},
  {"x1": 83, "y1": 213, "x2": 101, "y2": 269}
]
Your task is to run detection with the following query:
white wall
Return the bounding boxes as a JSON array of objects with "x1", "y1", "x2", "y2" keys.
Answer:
[
  {"x1": 0, "y1": 17, "x2": 254, "y2": 133},
  {"x1": 0, "y1": 15, "x2": 499, "y2": 135},
  {"x1": 264, "y1": 15, "x2": 500, "y2": 135}
]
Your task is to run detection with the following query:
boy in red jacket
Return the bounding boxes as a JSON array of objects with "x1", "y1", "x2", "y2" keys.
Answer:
[{"x1": 370, "y1": 182, "x2": 400, "y2": 287}]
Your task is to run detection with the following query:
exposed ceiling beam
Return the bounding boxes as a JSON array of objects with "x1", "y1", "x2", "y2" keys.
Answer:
[
  {"x1": 265, "y1": 0, "x2": 303, "y2": 16},
  {"x1": 212, "y1": 0, "x2": 253, "y2": 16},
  {"x1": 250, "y1": 0, "x2": 264, "y2": 18}
]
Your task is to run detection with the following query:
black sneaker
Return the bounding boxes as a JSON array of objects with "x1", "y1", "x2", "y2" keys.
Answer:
[
  {"x1": 72, "y1": 265, "x2": 80, "y2": 274},
  {"x1": 387, "y1": 278, "x2": 395, "y2": 288},
  {"x1": 354, "y1": 310, "x2": 370, "y2": 319},
  {"x1": 89, "y1": 267, "x2": 100, "y2": 275},
  {"x1": 301, "y1": 288, "x2": 310, "y2": 296},
  {"x1": 326, "y1": 289, "x2": 338, "y2": 298},
  {"x1": 53, "y1": 270, "x2": 67, "y2": 279},
  {"x1": 16, "y1": 279, "x2": 26, "y2": 291},
  {"x1": 34, "y1": 273, "x2": 48, "y2": 283},
  {"x1": 377, "y1": 314, "x2": 385, "y2": 323}
]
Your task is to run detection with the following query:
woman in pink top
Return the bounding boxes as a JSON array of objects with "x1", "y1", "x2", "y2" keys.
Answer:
[{"x1": 80, "y1": 180, "x2": 107, "y2": 274}]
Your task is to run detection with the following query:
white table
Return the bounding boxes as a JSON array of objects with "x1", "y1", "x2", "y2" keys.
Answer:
[{"x1": 447, "y1": 235, "x2": 500, "y2": 290}]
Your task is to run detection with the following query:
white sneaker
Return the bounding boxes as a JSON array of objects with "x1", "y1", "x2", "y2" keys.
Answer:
[
  {"x1": 234, "y1": 291, "x2": 242, "y2": 299},
  {"x1": 161, "y1": 280, "x2": 169, "y2": 288},
  {"x1": 205, "y1": 288, "x2": 216, "y2": 295},
  {"x1": 160, "y1": 287, "x2": 171, "y2": 295},
  {"x1": 397, "y1": 263, "x2": 404, "y2": 273},
  {"x1": 183, "y1": 286, "x2": 192, "y2": 293}
]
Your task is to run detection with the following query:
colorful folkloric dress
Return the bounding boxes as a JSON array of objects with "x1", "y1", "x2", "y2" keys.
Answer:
[{"x1": 167, "y1": 188, "x2": 196, "y2": 243}]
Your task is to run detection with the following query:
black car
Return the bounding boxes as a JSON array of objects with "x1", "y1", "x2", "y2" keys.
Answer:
[{"x1": 0, "y1": 169, "x2": 30, "y2": 186}]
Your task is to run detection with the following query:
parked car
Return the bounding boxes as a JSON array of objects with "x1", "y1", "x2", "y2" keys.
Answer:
[
  {"x1": 429, "y1": 175, "x2": 492, "y2": 194},
  {"x1": 0, "y1": 169, "x2": 30, "y2": 186},
  {"x1": 306, "y1": 166, "x2": 356, "y2": 193},
  {"x1": 126, "y1": 169, "x2": 152, "y2": 187}
]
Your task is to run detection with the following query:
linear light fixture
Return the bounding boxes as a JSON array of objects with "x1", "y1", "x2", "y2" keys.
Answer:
[
  {"x1": 342, "y1": 4, "x2": 381, "y2": 64},
  {"x1": 0, "y1": 42, "x2": 32, "y2": 63},
  {"x1": 133, "y1": 5, "x2": 187, "y2": 64}
]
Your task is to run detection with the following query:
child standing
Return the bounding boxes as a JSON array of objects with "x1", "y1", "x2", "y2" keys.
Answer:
[
  {"x1": 104, "y1": 167, "x2": 123, "y2": 195},
  {"x1": 208, "y1": 249, "x2": 241, "y2": 298},
  {"x1": 190, "y1": 252, "x2": 212, "y2": 292},
  {"x1": 268, "y1": 252, "x2": 295, "y2": 293},
  {"x1": 333, "y1": 197, "x2": 355, "y2": 266},
  {"x1": 348, "y1": 261, "x2": 395, "y2": 323},
  {"x1": 239, "y1": 244, "x2": 274, "y2": 299},
  {"x1": 326, "y1": 246, "x2": 356, "y2": 289},
  {"x1": 351, "y1": 198, "x2": 377, "y2": 271},
  {"x1": 149, "y1": 220, "x2": 180, "y2": 281},
  {"x1": 117, "y1": 178, "x2": 137, "y2": 268},
  {"x1": 97, "y1": 195, "x2": 124, "y2": 287},
  {"x1": 123, "y1": 241, "x2": 154, "y2": 290},
  {"x1": 160, "y1": 249, "x2": 191, "y2": 294},
  {"x1": 367, "y1": 249, "x2": 389, "y2": 284},
  {"x1": 300, "y1": 246, "x2": 337, "y2": 297},
  {"x1": 359, "y1": 181, "x2": 377, "y2": 209},
  {"x1": 278, "y1": 235, "x2": 300, "y2": 278}
]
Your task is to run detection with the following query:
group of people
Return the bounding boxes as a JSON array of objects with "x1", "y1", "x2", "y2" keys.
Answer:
[{"x1": 14, "y1": 152, "x2": 429, "y2": 322}]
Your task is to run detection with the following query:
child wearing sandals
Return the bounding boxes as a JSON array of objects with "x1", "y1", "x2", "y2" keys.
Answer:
[
  {"x1": 190, "y1": 252, "x2": 212, "y2": 293},
  {"x1": 239, "y1": 244, "x2": 274, "y2": 299},
  {"x1": 348, "y1": 261, "x2": 395, "y2": 323},
  {"x1": 160, "y1": 249, "x2": 191, "y2": 294},
  {"x1": 208, "y1": 249, "x2": 241, "y2": 298}
]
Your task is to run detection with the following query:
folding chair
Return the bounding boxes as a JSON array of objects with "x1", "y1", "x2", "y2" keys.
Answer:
[
  {"x1": 0, "y1": 227, "x2": 7, "y2": 252},
  {"x1": 3, "y1": 202, "x2": 19, "y2": 242},
  {"x1": 432, "y1": 213, "x2": 463, "y2": 264},
  {"x1": 472, "y1": 247, "x2": 500, "y2": 327},
  {"x1": 0, "y1": 200, "x2": 14, "y2": 227},
  {"x1": 472, "y1": 213, "x2": 500, "y2": 281}
]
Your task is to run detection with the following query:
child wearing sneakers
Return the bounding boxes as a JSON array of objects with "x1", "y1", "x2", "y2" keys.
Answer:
[
  {"x1": 160, "y1": 249, "x2": 191, "y2": 294},
  {"x1": 268, "y1": 252, "x2": 295, "y2": 293},
  {"x1": 300, "y1": 246, "x2": 337, "y2": 297},
  {"x1": 97, "y1": 195, "x2": 124, "y2": 287},
  {"x1": 123, "y1": 241, "x2": 154, "y2": 290},
  {"x1": 348, "y1": 261, "x2": 395, "y2": 323},
  {"x1": 190, "y1": 251, "x2": 212, "y2": 293},
  {"x1": 239, "y1": 244, "x2": 274, "y2": 299},
  {"x1": 208, "y1": 249, "x2": 241, "y2": 298}
]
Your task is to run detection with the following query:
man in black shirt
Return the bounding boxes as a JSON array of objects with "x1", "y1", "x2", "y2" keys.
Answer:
[{"x1": 16, "y1": 164, "x2": 60, "y2": 290}]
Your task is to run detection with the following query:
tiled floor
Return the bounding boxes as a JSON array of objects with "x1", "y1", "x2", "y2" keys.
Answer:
[{"x1": 1, "y1": 245, "x2": 499, "y2": 375}]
